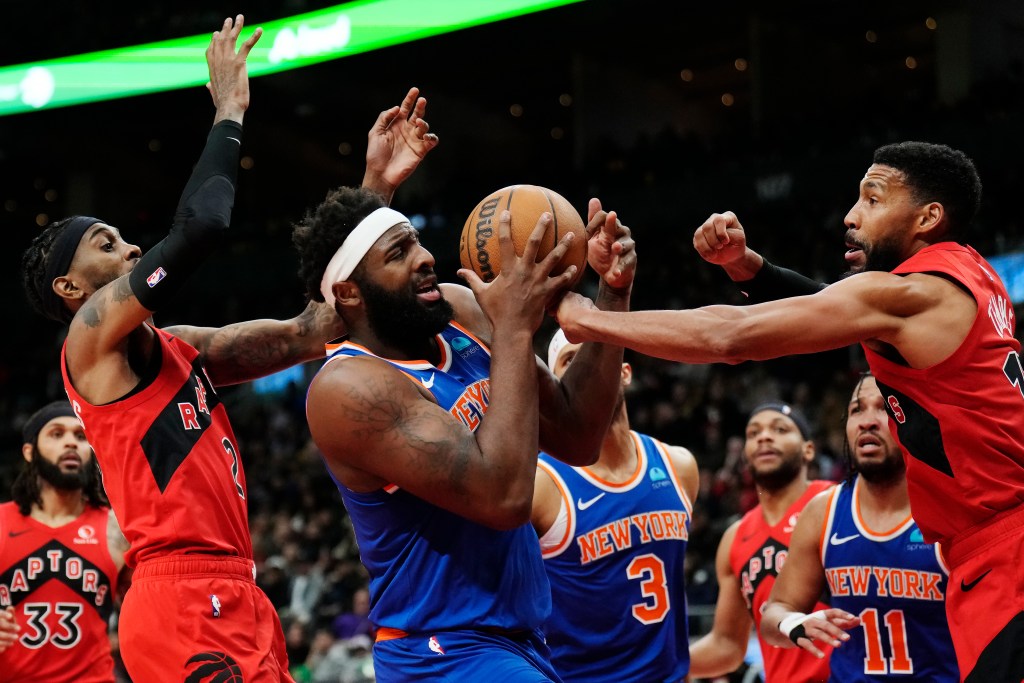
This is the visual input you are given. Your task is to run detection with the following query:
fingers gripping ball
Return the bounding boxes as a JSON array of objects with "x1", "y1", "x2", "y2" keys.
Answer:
[{"x1": 460, "y1": 185, "x2": 587, "y2": 287}]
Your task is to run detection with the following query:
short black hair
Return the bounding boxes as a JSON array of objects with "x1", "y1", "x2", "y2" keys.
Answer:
[
  {"x1": 292, "y1": 186, "x2": 387, "y2": 302},
  {"x1": 872, "y1": 141, "x2": 982, "y2": 242},
  {"x1": 20, "y1": 216, "x2": 82, "y2": 324}
]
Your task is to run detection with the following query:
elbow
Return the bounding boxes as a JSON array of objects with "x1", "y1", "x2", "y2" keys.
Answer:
[
  {"x1": 711, "y1": 329, "x2": 754, "y2": 365},
  {"x1": 483, "y1": 496, "x2": 533, "y2": 531}
]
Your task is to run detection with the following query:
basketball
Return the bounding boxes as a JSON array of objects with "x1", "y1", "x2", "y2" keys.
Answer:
[{"x1": 460, "y1": 184, "x2": 587, "y2": 287}]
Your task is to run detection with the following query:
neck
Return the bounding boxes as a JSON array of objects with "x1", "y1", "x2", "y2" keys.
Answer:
[
  {"x1": 589, "y1": 406, "x2": 635, "y2": 482},
  {"x1": 757, "y1": 473, "x2": 810, "y2": 526},
  {"x1": 856, "y1": 473, "x2": 910, "y2": 514},
  {"x1": 32, "y1": 481, "x2": 86, "y2": 525}
]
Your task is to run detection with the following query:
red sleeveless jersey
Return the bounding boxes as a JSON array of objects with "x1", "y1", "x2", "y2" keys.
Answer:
[
  {"x1": 863, "y1": 243, "x2": 1024, "y2": 547},
  {"x1": 61, "y1": 326, "x2": 252, "y2": 566},
  {"x1": 0, "y1": 502, "x2": 118, "y2": 682},
  {"x1": 729, "y1": 480, "x2": 833, "y2": 683}
]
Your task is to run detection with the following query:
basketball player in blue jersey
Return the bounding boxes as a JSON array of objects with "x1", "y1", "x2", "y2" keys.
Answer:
[
  {"x1": 761, "y1": 373, "x2": 958, "y2": 682},
  {"x1": 533, "y1": 329, "x2": 699, "y2": 682},
  {"x1": 294, "y1": 184, "x2": 636, "y2": 682}
]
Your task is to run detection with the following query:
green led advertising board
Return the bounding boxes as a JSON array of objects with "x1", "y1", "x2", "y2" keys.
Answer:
[{"x1": 0, "y1": 0, "x2": 584, "y2": 117}]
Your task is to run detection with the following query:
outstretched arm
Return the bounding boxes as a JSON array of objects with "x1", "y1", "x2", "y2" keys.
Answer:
[{"x1": 362, "y1": 86, "x2": 439, "y2": 204}]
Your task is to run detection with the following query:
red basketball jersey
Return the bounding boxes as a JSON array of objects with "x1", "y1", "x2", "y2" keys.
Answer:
[
  {"x1": 863, "y1": 243, "x2": 1024, "y2": 547},
  {"x1": 0, "y1": 502, "x2": 118, "y2": 682},
  {"x1": 729, "y1": 480, "x2": 833, "y2": 683},
  {"x1": 62, "y1": 326, "x2": 252, "y2": 566}
]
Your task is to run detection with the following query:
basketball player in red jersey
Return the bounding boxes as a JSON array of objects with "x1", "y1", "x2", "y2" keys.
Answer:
[
  {"x1": 688, "y1": 403, "x2": 833, "y2": 682},
  {"x1": 0, "y1": 400, "x2": 128, "y2": 683},
  {"x1": 18, "y1": 16, "x2": 438, "y2": 682},
  {"x1": 557, "y1": 141, "x2": 1024, "y2": 681}
]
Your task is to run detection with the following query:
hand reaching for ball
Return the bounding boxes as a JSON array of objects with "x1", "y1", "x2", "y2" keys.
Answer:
[
  {"x1": 458, "y1": 210, "x2": 578, "y2": 335},
  {"x1": 585, "y1": 198, "x2": 636, "y2": 292}
]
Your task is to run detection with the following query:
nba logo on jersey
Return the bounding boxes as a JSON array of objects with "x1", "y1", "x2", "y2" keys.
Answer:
[
  {"x1": 146, "y1": 266, "x2": 167, "y2": 287},
  {"x1": 428, "y1": 635, "x2": 445, "y2": 655},
  {"x1": 649, "y1": 467, "x2": 667, "y2": 482}
]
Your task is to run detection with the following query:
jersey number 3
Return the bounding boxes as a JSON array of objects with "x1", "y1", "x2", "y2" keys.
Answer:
[{"x1": 626, "y1": 554, "x2": 670, "y2": 624}]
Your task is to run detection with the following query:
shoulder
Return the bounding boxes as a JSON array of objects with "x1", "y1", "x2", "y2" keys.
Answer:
[
  {"x1": 440, "y1": 283, "x2": 491, "y2": 343},
  {"x1": 662, "y1": 442, "x2": 700, "y2": 504}
]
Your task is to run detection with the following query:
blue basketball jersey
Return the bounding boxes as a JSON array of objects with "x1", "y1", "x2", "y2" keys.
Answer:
[
  {"x1": 318, "y1": 322, "x2": 551, "y2": 633},
  {"x1": 821, "y1": 478, "x2": 958, "y2": 682},
  {"x1": 538, "y1": 432, "x2": 692, "y2": 683}
]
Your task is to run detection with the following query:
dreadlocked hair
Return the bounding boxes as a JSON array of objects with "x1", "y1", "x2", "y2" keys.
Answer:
[
  {"x1": 292, "y1": 186, "x2": 387, "y2": 303},
  {"x1": 11, "y1": 452, "x2": 109, "y2": 516},
  {"x1": 20, "y1": 216, "x2": 83, "y2": 324},
  {"x1": 842, "y1": 371, "x2": 875, "y2": 484}
]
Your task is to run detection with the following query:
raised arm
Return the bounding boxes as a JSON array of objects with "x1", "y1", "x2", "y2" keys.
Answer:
[
  {"x1": 688, "y1": 523, "x2": 754, "y2": 678},
  {"x1": 537, "y1": 200, "x2": 635, "y2": 464},
  {"x1": 65, "y1": 16, "x2": 261, "y2": 404},
  {"x1": 761, "y1": 492, "x2": 858, "y2": 656},
  {"x1": 694, "y1": 211, "x2": 825, "y2": 301},
  {"x1": 361, "y1": 86, "x2": 439, "y2": 204}
]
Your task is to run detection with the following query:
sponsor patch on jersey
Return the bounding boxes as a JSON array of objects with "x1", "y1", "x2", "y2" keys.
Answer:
[
  {"x1": 451, "y1": 337, "x2": 471, "y2": 351},
  {"x1": 73, "y1": 524, "x2": 98, "y2": 545},
  {"x1": 649, "y1": 466, "x2": 667, "y2": 482}
]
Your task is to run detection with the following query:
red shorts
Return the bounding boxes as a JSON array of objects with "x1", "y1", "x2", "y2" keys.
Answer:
[
  {"x1": 944, "y1": 503, "x2": 1024, "y2": 682},
  {"x1": 119, "y1": 555, "x2": 293, "y2": 682}
]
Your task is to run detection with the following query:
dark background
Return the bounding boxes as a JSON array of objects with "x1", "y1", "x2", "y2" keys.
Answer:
[{"x1": 2, "y1": 0, "x2": 1023, "y2": 466}]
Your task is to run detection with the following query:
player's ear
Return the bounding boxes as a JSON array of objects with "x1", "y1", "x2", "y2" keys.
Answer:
[
  {"x1": 52, "y1": 274, "x2": 86, "y2": 302},
  {"x1": 916, "y1": 201, "x2": 945, "y2": 240},
  {"x1": 22, "y1": 442, "x2": 33, "y2": 464},
  {"x1": 802, "y1": 439, "x2": 816, "y2": 463},
  {"x1": 620, "y1": 362, "x2": 632, "y2": 387},
  {"x1": 335, "y1": 281, "x2": 361, "y2": 307}
]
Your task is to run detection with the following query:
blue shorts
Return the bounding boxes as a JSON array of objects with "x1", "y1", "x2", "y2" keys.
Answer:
[{"x1": 373, "y1": 628, "x2": 562, "y2": 682}]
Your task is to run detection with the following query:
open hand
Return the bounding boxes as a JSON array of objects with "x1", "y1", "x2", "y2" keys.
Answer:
[
  {"x1": 206, "y1": 15, "x2": 263, "y2": 124},
  {"x1": 585, "y1": 198, "x2": 635, "y2": 291},
  {"x1": 364, "y1": 87, "x2": 440, "y2": 198}
]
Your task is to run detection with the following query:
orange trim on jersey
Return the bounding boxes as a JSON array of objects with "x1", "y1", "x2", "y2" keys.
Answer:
[
  {"x1": 853, "y1": 477, "x2": 912, "y2": 537},
  {"x1": 383, "y1": 483, "x2": 400, "y2": 494},
  {"x1": 449, "y1": 320, "x2": 492, "y2": 354},
  {"x1": 375, "y1": 627, "x2": 408, "y2": 642},
  {"x1": 819, "y1": 485, "x2": 841, "y2": 563},
  {"x1": 654, "y1": 438, "x2": 693, "y2": 517},
  {"x1": 536, "y1": 460, "x2": 574, "y2": 557},
  {"x1": 582, "y1": 432, "x2": 646, "y2": 488},
  {"x1": 332, "y1": 338, "x2": 442, "y2": 370}
]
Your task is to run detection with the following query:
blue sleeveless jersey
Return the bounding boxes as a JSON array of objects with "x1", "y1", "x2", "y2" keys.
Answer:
[
  {"x1": 821, "y1": 478, "x2": 958, "y2": 682},
  {"x1": 318, "y1": 323, "x2": 551, "y2": 633},
  {"x1": 538, "y1": 432, "x2": 692, "y2": 682}
]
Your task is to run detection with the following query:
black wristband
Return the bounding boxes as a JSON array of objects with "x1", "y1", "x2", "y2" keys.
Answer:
[{"x1": 739, "y1": 258, "x2": 826, "y2": 303}]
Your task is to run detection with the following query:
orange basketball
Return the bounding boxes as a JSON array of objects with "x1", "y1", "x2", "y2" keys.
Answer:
[{"x1": 460, "y1": 184, "x2": 587, "y2": 287}]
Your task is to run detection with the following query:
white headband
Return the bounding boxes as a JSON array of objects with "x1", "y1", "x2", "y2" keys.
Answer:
[
  {"x1": 319, "y1": 207, "x2": 410, "y2": 307},
  {"x1": 547, "y1": 328, "x2": 578, "y2": 368}
]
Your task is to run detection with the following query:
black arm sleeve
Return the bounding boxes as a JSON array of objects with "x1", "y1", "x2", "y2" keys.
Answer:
[
  {"x1": 737, "y1": 258, "x2": 828, "y2": 303},
  {"x1": 129, "y1": 120, "x2": 242, "y2": 311}
]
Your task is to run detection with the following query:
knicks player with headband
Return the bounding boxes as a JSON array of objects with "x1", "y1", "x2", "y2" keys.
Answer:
[
  {"x1": 0, "y1": 400, "x2": 128, "y2": 683},
  {"x1": 533, "y1": 329, "x2": 699, "y2": 682},
  {"x1": 19, "y1": 16, "x2": 439, "y2": 681},
  {"x1": 761, "y1": 373, "x2": 958, "y2": 682},
  {"x1": 689, "y1": 403, "x2": 834, "y2": 683},
  {"x1": 293, "y1": 187, "x2": 636, "y2": 681}
]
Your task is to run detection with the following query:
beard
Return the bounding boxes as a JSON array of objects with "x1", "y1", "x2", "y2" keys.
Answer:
[
  {"x1": 844, "y1": 229, "x2": 906, "y2": 276},
  {"x1": 855, "y1": 448, "x2": 906, "y2": 484},
  {"x1": 359, "y1": 277, "x2": 454, "y2": 348},
  {"x1": 750, "y1": 452, "x2": 805, "y2": 492},
  {"x1": 32, "y1": 449, "x2": 95, "y2": 491}
]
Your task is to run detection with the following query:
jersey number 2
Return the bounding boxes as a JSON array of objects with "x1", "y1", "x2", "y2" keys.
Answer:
[
  {"x1": 626, "y1": 554, "x2": 670, "y2": 624},
  {"x1": 860, "y1": 607, "x2": 913, "y2": 675},
  {"x1": 1005, "y1": 351, "x2": 1024, "y2": 399}
]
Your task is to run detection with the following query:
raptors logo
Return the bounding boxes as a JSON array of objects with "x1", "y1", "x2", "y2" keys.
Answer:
[{"x1": 184, "y1": 651, "x2": 243, "y2": 682}]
